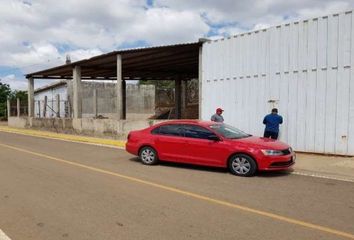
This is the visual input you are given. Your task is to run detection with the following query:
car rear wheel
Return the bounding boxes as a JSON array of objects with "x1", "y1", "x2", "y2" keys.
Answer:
[
  {"x1": 228, "y1": 154, "x2": 257, "y2": 177},
  {"x1": 139, "y1": 146, "x2": 158, "y2": 165}
]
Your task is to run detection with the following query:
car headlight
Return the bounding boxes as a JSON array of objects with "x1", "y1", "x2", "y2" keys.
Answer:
[{"x1": 261, "y1": 149, "x2": 284, "y2": 156}]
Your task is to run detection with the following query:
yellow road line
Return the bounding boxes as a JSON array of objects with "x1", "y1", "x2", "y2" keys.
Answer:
[
  {"x1": 0, "y1": 142, "x2": 353, "y2": 239},
  {"x1": 0, "y1": 126, "x2": 125, "y2": 148}
]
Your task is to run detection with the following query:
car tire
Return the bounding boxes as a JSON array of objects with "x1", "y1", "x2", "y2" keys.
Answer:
[
  {"x1": 139, "y1": 146, "x2": 158, "y2": 165},
  {"x1": 228, "y1": 154, "x2": 257, "y2": 177}
]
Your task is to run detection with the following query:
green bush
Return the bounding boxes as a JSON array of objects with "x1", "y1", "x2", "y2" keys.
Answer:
[
  {"x1": 0, "y1": 80, "x2": 27, "y2": 118},
  {"x1": 0, "y1": 81, "x2": 12, "y2": 118}
]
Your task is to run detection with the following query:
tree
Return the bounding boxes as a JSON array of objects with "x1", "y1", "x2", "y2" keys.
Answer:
[
  {"x1": 0, "y1": 79, "x2": 12, "y2": 118},
  {"x1": 0, "y1": 79, "x2": 28, "y2": 119},
  {"x1": 11, "y1": 90, "x2": 28, "y2": 103}
]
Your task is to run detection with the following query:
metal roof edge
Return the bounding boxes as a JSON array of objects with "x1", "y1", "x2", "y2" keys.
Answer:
[
  {"x1": 26, "y1": 41, "x2": 201, "y2": 78},
  {"x1": 34, "y1": 80, "x2": 67, "y2": 94}
]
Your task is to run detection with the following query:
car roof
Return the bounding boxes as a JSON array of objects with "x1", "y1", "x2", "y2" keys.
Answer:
[{"x1": 153, "y1": 120, "x2": 217, "y2": 127}]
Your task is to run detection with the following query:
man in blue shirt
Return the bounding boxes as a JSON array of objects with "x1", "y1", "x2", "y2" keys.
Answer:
[{"x1": 263, "y1": 108, "x2": 283, "y2": 140}]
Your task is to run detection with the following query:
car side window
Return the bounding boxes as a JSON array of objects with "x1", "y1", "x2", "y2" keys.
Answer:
[
  {"x1": 151, "y1": 127, "x2": 160, "y2": 134},
  {"x1": 151, "y1": 124, "x2": 183, "y2": 137},
  {"x1": 183, "y1": 125, "x2": 215, "y2": 140}
]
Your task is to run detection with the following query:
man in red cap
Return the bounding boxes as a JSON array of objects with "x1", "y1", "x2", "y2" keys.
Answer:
[{"x1": 211, "y1": 108, "x2": 224, "y2": 122}]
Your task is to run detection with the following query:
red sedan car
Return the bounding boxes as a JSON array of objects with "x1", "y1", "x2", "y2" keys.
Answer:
[{"x1": 126, "y1": 120, "x2": 295, "y2": 177}]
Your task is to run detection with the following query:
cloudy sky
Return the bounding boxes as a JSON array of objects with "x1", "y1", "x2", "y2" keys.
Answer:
[{"x1": 1, "y1": 0, "x2": 354, "y2": 90}]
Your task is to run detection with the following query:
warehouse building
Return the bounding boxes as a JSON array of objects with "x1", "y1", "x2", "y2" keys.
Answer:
[{"x1": 201, "y1": 10, "x2": 354, "y2": 155}]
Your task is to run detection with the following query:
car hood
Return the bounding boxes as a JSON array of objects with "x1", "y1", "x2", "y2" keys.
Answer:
[{"x1": 228, "y1": 136, "x2": 290, "y2": 150}]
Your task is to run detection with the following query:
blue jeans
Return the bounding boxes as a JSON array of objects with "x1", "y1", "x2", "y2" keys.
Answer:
[{"x1": 264, "y1": 131, "x2": 279, "y2": 140}]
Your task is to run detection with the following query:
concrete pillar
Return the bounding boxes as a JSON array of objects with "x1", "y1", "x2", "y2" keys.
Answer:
[
  {"x1": 37, "y1": 100, "x2": 41, "y2": 117},
  {"x1": 28, "y1": 77, "x2": 34, "y2": 118},
  {"x1": 7, "y1": 99, "x2": 10, "y2": 118},
  {"x1": 116, "y1": 54, "x2": 124, "y2": 120},
  {"x1": 73, "y1": 66, "x2": 82, "y2": 119},
  {"x1": 175, "y1": 77, "x2": 182, "y2": 119},
  {"x1": 198, "y1": 46, "x2": 203, "y2": 120},
  {"x1": 181, "y1": 80, "x2": 187, "y2": 119},
  {"x1": 67, "y1": 95, "x2": 72, "y2": 118},
  {"x1": 93, "y1": 88, "x2": 98, "y2": 117},
  {"x1": 43, "y1": 96, "x2": 47, "y2": 117},
  {"x1": 17, "y1": 98, "x2": 20, "y2": 117},
  {"x1": 56, "y1": 94, "x2": 60, "y2": 118},
  {"x1": 122, "y1": 79, "x2": 126, "y2": 119}
]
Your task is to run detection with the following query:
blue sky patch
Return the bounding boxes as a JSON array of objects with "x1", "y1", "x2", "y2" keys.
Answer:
[
  {"x1": 55, "y1": 43, "x2": 76, "y2": 53},
  {"x1": 146, "y1": 0, "x2": 154, "y2": 7},
  {"x1": 0, "y1": 66, "x2": 24, "y2": 78}
]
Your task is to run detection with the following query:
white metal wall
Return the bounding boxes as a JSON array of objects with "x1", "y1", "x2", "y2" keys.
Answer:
[{"x1": 201, "y1": 10, "x2": 354, "y2": 155}]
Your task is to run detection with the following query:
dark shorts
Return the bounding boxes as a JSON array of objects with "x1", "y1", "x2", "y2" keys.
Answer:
[{"x1": 264, "y1": 131, "x2": 279, "y2": 140}]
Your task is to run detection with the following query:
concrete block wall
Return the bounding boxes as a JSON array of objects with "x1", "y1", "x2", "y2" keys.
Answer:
[
  {"x1": 126, "y1": 85, "x2": 155, "y2": 113},
  {"x1": 67, "y1": 82, "x2": 155, "y2": 118},
  {"x1": 8, "y1": 117, "x2": 29, "y2": 128}
]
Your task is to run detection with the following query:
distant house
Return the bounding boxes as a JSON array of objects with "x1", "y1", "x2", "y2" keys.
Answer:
[{"x1": 34, "y1": 81, "x2": 68, "y2": 118}]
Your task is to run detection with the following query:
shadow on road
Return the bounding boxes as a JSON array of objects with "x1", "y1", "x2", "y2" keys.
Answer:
[
  {"x1": 129, "y1": 157, "x2": 293, "y2": 178},
  {"x1": 256, "y1": 170, "x2": 293, "y2": 178},
  {"x1": 129, "y1": 157, "x2": 227, "y2": 173}
]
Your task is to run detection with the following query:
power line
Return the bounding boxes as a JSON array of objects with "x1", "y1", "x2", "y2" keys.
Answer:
[{"x1": 2, "y1": 57, "x2": 62, "y2": 72}]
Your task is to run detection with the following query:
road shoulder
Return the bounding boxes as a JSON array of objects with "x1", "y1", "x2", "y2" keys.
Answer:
[{"x1": 0, "y1": 126, "x2": 125, "y2": 148}]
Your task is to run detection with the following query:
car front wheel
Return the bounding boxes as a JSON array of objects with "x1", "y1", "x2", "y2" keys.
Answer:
[
  {"x1": 139, "y1": 146, "x2": 158, "y2": 165},
  {"x1": 228, "y1": 154, "x2": 257, "y2": 177}
]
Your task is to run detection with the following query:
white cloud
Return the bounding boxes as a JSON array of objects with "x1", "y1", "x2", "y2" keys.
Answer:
[
  {"x1": 1, "y1": 74, "x2": 27, "y2": 90},
  {"x1": 297, "y1": 1, "x2": 352, "y2": 18},
  {"x1": 0, "y1": 0, "x2": 208, "y2": 74},
  {"x1": 155, "y1": 0, "x2": 354, "y2": 28},
  {"x1": 124, "y1": 8, "x2": 208, "y2": 45},
  {"x1": 1, "y1": 0, "x2": 354, "y2": 90},
  {"x1": 215, "y1": 26, "x2": 245, "y2": 37},
  {"x1": 67, "y1": 49, "x2": 103, "y2": 62},
  {"x1": 8, "y1": 42, "x2": 60, "y2": 69}
]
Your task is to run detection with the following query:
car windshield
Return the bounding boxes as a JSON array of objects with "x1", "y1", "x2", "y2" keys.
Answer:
[{"x1": 210, "y1": 123, "x2": 251, "y2": 139}]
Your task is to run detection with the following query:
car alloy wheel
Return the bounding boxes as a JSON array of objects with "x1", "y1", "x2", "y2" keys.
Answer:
[
  {"x1": 228, "y1": 154, "x2": 257, "y2": 177},
  {"x1": 139, "y1": 147, "x2": 158, "y2": 165}
]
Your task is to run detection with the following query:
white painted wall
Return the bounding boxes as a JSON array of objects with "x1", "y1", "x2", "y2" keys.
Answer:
[{"x1": 201, "y1": 10, "x2": 354, "y2": 155}]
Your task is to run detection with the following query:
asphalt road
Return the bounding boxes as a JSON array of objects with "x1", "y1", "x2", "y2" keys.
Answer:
[{"x1": 0, "y1": 132, "x2": 353, "y2": 240}]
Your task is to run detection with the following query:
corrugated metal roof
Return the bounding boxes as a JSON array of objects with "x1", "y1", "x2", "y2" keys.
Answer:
[
  {"x1": 26, "y1": 42, "x2": 201, "y2": 80},
  {"x1": 34, "y1": 81, "x2": 67, "y2": 94},
  {"x1": 114, "y1": 41, "x2": 200, "y2": 52}
]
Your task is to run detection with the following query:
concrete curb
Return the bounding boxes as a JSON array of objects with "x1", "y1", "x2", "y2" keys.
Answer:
[{"x1": 0, "y1": 126, "x2": 126, "y2": 148}]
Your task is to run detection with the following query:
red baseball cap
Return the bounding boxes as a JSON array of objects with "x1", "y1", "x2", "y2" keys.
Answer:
[{"x1": 216, "y1": 107, "x2": 224, "y2": 112}]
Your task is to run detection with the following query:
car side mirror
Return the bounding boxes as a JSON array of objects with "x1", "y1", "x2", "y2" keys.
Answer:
[{"x1": 208, "y1": 135, "x2": 220, "y2": 141}]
